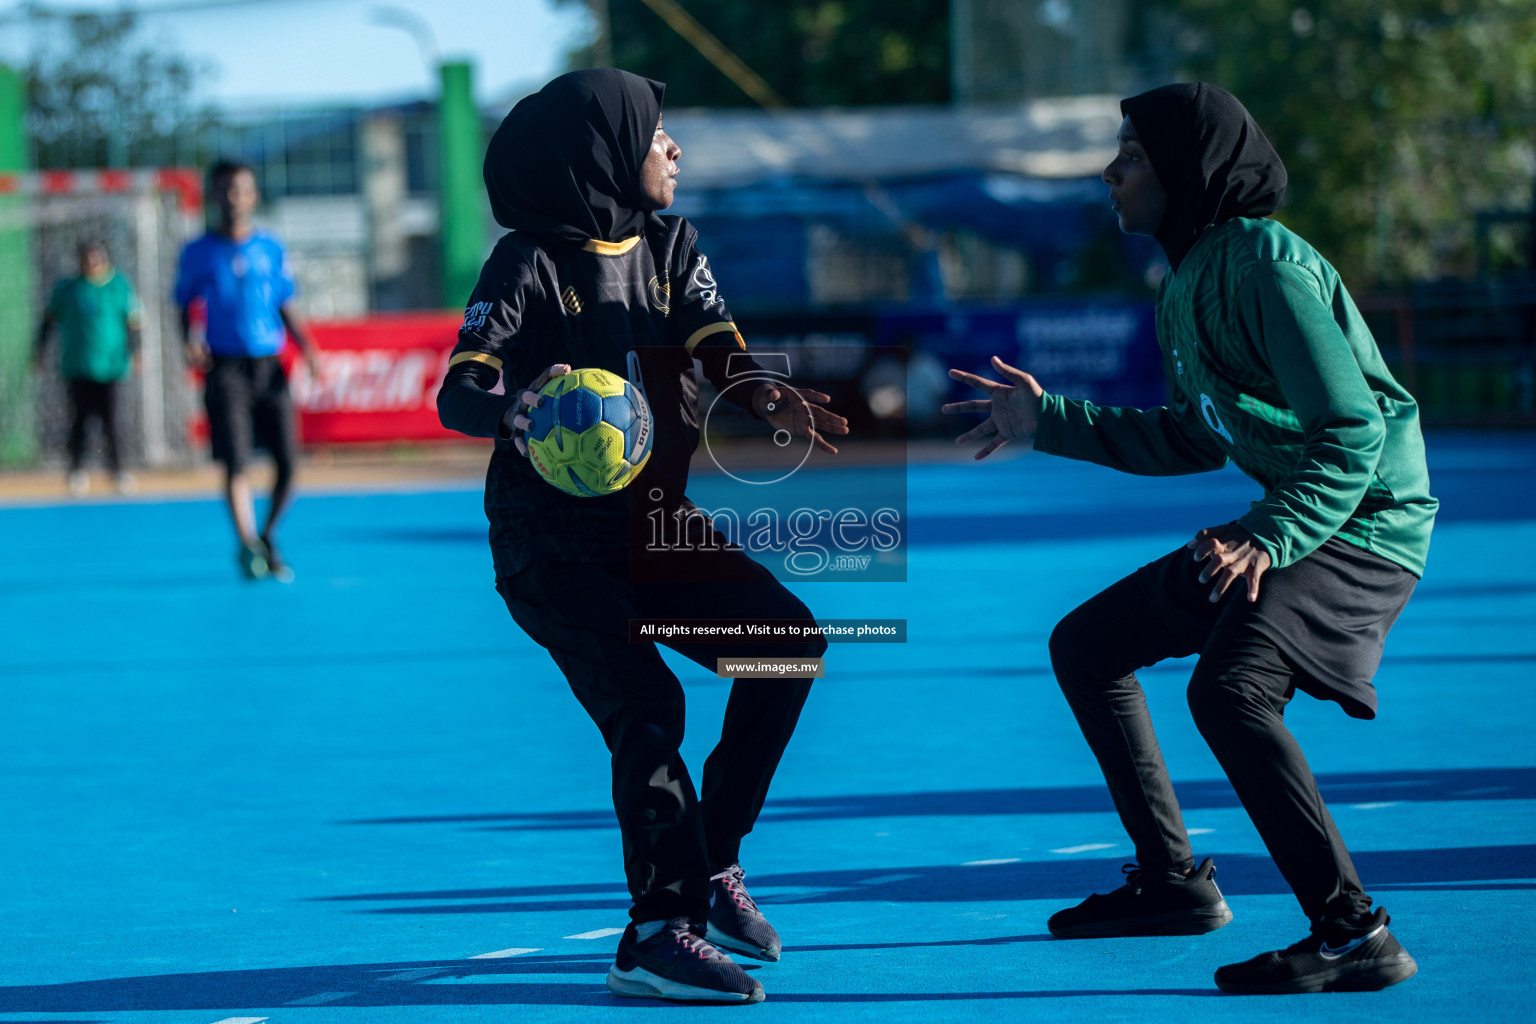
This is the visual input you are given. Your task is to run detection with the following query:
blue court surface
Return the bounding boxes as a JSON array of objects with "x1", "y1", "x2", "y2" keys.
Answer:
[{"x1": 1, "y1": 431, "x2": 1532, "y2": 1024}]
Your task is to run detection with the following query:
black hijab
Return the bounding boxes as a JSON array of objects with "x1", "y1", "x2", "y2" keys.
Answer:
[
  {"x1": 484, "y1": 68, "x2": 665, "y2": 244},
  {"x1": 1120, "y1": 83, "x2": 1287, "y2": 271}
]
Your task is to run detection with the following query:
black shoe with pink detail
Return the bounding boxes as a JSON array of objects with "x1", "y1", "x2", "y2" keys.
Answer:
[
  {"x1": 706, "y1": 863, "x2": 783, "y2": 962},
  {"x1": 606, "y1": 918, "x2": 764, "y2": 1004}
]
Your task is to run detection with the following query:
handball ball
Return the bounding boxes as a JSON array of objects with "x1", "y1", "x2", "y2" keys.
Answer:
[{"x1": 524, "y1": 368, "x2": 653, "y2": 497}]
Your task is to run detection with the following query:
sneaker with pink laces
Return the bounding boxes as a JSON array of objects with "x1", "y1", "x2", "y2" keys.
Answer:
[
  {"x1": 706, "y1": 864, "x2": 782, "y2": 962},
  {"x1": 607, "y1": 917, "x2": 763, "y2": 1003}
]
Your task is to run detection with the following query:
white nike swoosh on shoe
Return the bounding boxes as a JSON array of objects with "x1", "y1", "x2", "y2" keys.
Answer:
[{"x1": 1319, "y1": 923, "x2": 1385, "y2": 960}]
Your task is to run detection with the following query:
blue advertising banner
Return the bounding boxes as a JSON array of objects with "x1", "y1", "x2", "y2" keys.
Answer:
[
  {"x1": 728, "y1": 301, "x2": 1165, "y2": 437},
  {"x1": 874, "y1": 301, "x2": 1165, "y2": 412}
]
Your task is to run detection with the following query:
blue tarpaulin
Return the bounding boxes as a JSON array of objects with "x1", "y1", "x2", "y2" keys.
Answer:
[{"x1": 676, "y1": 172, "x2": 1162, "y2": 310}]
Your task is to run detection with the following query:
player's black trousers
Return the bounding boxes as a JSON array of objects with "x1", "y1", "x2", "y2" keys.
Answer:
[
  {"x1": 1049, "y1": 543, "x2": 1405, "y2": 923},
  {"x1": 498, "y1": 543, "x2": 821, "y2": 924},
  {"x1": 66, "y1": 379, "x2": 122, "y2": 472}
]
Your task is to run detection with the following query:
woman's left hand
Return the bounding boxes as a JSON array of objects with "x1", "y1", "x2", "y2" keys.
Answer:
[
  {"x1": 1186, "y1": 523, "x2": 1273, "y2": 603},
  {"x1": 942, "y1": 356, "x2": 1044, "y2": 460},
  {"x1": 751, "y1": 382, "x2": 849, "y2": 455}
]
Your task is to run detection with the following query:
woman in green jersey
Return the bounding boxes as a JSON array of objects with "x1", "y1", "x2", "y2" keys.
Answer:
[{"x1": 945, "y1": 83, "x2": 1435, "y2": 994}]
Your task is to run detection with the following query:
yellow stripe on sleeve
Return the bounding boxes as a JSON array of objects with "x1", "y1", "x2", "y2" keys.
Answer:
[
  {"x1": 448, "y1": 350, "x2": 504, "y2": 372},
  {"x1": 684, "y1": 321, "x2": 745, "y2": 355}
]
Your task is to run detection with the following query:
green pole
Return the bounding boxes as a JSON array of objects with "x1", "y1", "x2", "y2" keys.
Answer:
[
  {"x1": 438, "y1": 61, "x2": 483, "y2": 310},
  {"x1": 0, "y1": 64, "x2": 36, "y2": 466}
]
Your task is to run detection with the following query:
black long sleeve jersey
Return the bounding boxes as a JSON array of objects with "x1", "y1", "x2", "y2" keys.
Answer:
[{"x1": 438, "y1": 215, "x2": 754, "y2": 579}]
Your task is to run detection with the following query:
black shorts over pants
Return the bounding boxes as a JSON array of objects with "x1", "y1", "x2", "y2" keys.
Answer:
[
  {"x1": 1049, "y1": 537, "x2": 1415, "y2": 923},
  {"x1": 204, "y1": 355, "x2": 296, "y2": 475},
  {"x1": 498, "y1": 543, "x2": 823, "y2": 925}
]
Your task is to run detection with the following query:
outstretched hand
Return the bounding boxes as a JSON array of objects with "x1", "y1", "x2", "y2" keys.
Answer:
[
  {"x1": 1185, "y1": 523, "x2": 1272, "y2": 603},
  {"x1": 942, "y1": 356, "x2": 1045, "y2": 460},
  {"x1": 509, "y1": 363, "x2": 571, "y2": 457},
  {"x1": 751, "y1": 381, "x2": 849, "y2": 455}
]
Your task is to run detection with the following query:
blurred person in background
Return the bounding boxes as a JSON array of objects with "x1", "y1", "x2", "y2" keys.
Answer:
[
  {"x1": 175, "y1": 160, "x2": 321, "y2": 583},
  {"x1": 35, "y1": 240, "x2": 143, "y2": 497},
  {"x1": 946, "y1": 83, "x2": 1433, "y2": 995}
]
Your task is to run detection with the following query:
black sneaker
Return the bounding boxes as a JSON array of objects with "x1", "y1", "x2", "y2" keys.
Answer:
[
  {"x1": 706, "y1": 864, "x2": 781, "y2": 962},
  {"x1": 1048, "y1": 857, "x2": 1233, "y2": 938},
  {"x1": 1215, "y1": 907, "x2": 1417, "y2": 994},
  {"x1": 606, "y1": 917, "x2": 764, "y2": 1004},
  {"x1": 261, "y1": 538, "x2": 295, "y2": 583}
]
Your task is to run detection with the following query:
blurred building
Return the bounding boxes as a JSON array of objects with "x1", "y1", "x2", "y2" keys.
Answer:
[
  {"x1": 660, "y1": 98, "x2": 1160, "y2": 312},
  {"x1": 179, "y1": 92, "x2": 1152, "y2": 318},
  {"x1": 200, "y1": 101, "x2": 446, "y2": 318}
]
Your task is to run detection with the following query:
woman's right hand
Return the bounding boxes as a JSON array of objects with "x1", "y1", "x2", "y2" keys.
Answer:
[{"x1": 509, "y1": 363, "x2": 571, "y2": 457}]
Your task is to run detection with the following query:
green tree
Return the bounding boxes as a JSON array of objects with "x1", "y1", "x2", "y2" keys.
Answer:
[
  {"x1": 25, "y1": 8, "x2": 220, "y2": 169},
  {"x1": 1161, "y1": 0, "x2": 1536, "y2": 286},
  {"x1": 560, "y1": 0, "x2": 950, "y2": 107}
]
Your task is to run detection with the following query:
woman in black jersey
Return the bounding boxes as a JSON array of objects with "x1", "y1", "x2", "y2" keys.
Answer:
[{"x1": 437, "y1": 69, "x2": 847, "y2": 1006}]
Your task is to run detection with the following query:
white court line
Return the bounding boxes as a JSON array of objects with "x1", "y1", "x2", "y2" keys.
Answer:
[
  {"x1": 1188, "y1": 828, "x2": 1215, "y2": 835},
  {"x1": 470, "y1": 946, "x2": 543, "y2": 959},
  {"x1": 963, "y1": 858, "x2": 1021, "y2": 867},
  {"x1": 1050, "y1": 843, "x2": 1117, "y2": 854},
  {"x1": 285, "y1": 991, "x2": 357, "y2": 1006},
  {"x1": 565, "y1": 927, "x2": 626, "y2": 940},
  {"x1": 1351, "y1": 802, "x2": 1400, "y2": 810},
  {"x1": 210, "y1": 1018, "x2": 268, "y2": 1024},
  {"x1": 856, "y1": 873, "x2": 922, "y2": 885}
]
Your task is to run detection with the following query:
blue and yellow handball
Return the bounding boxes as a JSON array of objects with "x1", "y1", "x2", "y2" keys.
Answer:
[{"x1": 524, "y1": 368, "x2": 654, "y2": 497}]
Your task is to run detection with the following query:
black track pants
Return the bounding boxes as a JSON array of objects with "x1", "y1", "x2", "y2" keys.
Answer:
[
  {"x1": 1049, "y1": 544, "x2": 1380, "y2": 922},
  {"x1": 498, "y1": 545, "x2": 822, "y2": 924},
  {"x1": 66, "y1": 379, "x2": 122, "y2": 472}
]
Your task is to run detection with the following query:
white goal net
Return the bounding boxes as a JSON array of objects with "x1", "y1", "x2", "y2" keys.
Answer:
[{"x1": 6, "y1": 170, "x2": 202, "y2": 469}]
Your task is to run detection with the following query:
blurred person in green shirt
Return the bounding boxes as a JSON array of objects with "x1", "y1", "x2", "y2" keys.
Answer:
[{"x1": 36, "y1": 241, "x2": 143, "y2": 496}]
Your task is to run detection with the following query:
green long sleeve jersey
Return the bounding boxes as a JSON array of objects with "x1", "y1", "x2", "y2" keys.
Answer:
[{"x1": 1034, "y1": 217, "x2": 1437, "y2": 577}]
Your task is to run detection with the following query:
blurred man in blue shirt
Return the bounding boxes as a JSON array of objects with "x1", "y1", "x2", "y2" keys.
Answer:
[{"x1": 175, "y1": 160, "x2": 321, "y2": 581}]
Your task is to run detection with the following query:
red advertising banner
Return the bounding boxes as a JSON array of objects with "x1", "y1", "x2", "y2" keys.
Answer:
[{"x1": 291, "y1": 312, "x2": 482, "y2": 444}]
